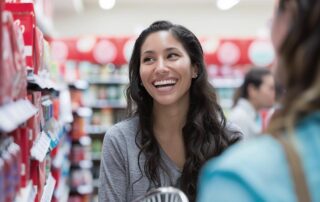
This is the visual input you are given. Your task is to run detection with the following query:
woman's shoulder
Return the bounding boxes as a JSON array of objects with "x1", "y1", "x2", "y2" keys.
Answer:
[
  {"x1": 105, "y1": 116, "x2": 139, "y2": 141},
  {"x1": 207, "y1": 135, "x2": 282, "y2": 171},
  {"x1": 200, "y1": 135, "x2": 293, "y2": 199}
]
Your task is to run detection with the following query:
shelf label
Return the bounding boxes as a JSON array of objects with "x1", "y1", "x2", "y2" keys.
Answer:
[
  {"x1": 30, "y1": 132, "x2": 50, "y2": 162},
  {"x1": 40, "y1": 173, "x2": 56, "y2": 202}
]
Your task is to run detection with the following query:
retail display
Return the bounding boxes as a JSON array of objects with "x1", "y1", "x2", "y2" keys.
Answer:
[
  {"x1": 60, "y1": 60, "x2": 128, "y2": 201},
  {"x1": 1, "y1": 1, "x2": 72, "y2": 202}
]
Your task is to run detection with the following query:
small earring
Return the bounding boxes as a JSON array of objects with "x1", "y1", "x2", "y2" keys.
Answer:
[{"x1": 193, "y1": 74, "x2": 198, "y2": 79}]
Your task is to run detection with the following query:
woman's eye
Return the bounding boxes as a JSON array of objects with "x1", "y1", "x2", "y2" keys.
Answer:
[
  {"x1": 168, "y1": 53, "x2": 179, "y2": 60},
  {"x1": 142, "y1": 57, "x2": 154, "y2": 63}
]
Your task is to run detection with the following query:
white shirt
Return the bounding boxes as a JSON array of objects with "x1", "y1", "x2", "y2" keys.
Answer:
[{"x1": 228, "y1": 98, "x2": 262, "y2": 139}]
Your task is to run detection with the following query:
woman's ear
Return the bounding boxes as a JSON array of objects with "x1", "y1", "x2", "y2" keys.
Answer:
[{"x1": 192, "y1": 65, "x2": 199, "y2": 79}]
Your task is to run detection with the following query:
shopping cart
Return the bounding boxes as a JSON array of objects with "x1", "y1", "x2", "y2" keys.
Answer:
[{"x1": 132, "y1": 187, "x2": 189, "y2": 202}]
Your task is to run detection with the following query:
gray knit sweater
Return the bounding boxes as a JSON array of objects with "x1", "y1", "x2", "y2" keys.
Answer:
[{"x1": 98, "y1": 117, "x2": 182, "y2": 202}]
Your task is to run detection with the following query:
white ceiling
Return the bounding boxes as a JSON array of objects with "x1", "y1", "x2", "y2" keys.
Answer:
[
  {"x1": 51, "y1": 0, "x2": 275, "y2": 38},
  {"x1": 53, "y1": 0, "x2": 272, "y2": 13}
]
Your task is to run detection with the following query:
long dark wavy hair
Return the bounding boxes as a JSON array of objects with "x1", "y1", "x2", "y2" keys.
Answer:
[
  {"x1": 126, "y1": 20, "x2": 241, "y2": 201},
  {"x1": 232, "y1": 67, "x2": 272, "y2": 107},
  {"x1": 268, "y1": 0, "x2": 320, "y2": 135}
]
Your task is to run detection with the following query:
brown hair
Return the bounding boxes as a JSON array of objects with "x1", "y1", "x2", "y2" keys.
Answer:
[{"x1": 268, "y1": 0, "x2": 320, "y2": 135}]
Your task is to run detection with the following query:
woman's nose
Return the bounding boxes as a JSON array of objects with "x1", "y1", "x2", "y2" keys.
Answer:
[{"x1": 155, "y1": 58, "x2": 169, "y2": 74}]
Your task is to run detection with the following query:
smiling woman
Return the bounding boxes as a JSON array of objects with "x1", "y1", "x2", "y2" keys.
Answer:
[
  {"x1": 139, "y1": 30, "x2": 197, "y2": 106},
  {"x1": 98, "y1": 20, "x2": 242, "y2": 202}
]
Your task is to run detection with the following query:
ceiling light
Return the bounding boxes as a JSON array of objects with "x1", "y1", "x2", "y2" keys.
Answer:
[
  {"x1": 99, "y1": 0, "x2": 116, "y2": 10},
  {"x1": 216, "y1": 0, "x2": 240, "y2": 10}
]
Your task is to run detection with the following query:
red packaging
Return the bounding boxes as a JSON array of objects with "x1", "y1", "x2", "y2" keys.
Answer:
[
  {"x1": 30, "y1": 160, "x2": 46, "y2": 202},
  {"x1": 71, "y1": 116, "x2": 86, "y2": 140},
  {"x1": 0, "y1": 12, "x2": 15, "y2": 104},
  {"x1": 4, "y1": 3, "x2": 37, "y2": 73},
  {"x1": 8, "y1": 142, "x2": 21, "y2": 198},
  {"x1": 34, "y1": 27, "x2": 44, "y2": 73},
  {"x1": 27, "y1": 92, "x2": 41, "y2": 141},
  {"x1": 2, "y1": 147, "x2": 14, "y2": 202},
  {"x1": 19, "y1": 127, "x2": 31, "y2": 187},
  {"x1": 51, "y1": 167, "x2": 60, "y2": 192},
  {"x1": 0, "y1": 157, "x2": 5, "y2": 202},
  {"x1": 8, "y1": 130, "x2": 22, "y2": 190},
  {"x1": 10, "y1": 13, "x2": 27, "y2": 101},
  {"x1": 52, "y1": 97, "x2": 60, "y2": 120}
]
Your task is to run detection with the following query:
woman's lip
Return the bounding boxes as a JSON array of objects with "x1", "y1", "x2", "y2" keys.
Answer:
[
  {"x1": 154, "y1": 84, "x2": 176, "y2": 93},
  {"x1": 152, "y1": 78, "x2": 178, "y2": 86}
]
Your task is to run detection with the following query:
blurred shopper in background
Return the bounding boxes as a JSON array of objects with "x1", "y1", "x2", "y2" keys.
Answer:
[
  {"x1": 98, "y1": 20, "x2": 241, "y2": 202},
  {"x1": 229, "y1": 67, "x2": 275, "y2": 139},
  {"x1": 198, "y1": 0, "x2": 320, "y2": 201}
]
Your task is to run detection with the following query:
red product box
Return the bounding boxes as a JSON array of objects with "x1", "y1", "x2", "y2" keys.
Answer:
[
  {"x1": 30, "y1": 160, "x2": 46, "y2": 202},
  {"x1": 8, "y1": 141, "x2": 22, "y2": 195},
  {"x1": 34, "y1": 27, "x2": 44, "y2": 73},
  {"x1": 19, "y1": 127, "x2": 31, "y2": 187},
  {"x1": 51, "y1": 167, "x2": 60, "y2": 191},
  {"x1": 9, "y1": 129, "x2": 22, "y2": 190},
  {"x1": 0, "y1": 12, "x2": 16, "y2": 104},
  {"x1": 1, "y1": 10, "x2": 27, "y2": 104},
  {"x1": 0, "y1": 158, "x2": 5, "y2": 202},
  {"x1": 11, "y1": 14, "x2": 27, "y2": 101},
  {"x1": 52, "y1": 98, "x2": 60, "y2": 120},
  {"x1": 2, "y1": 146, "x2": 14, "y2": 202},
  {"x1": 27, "y1": 92, "x2": 42, "y2": 141},
  {"x1": 4, "y1": 3, "x2": 37, "y2": 73}
]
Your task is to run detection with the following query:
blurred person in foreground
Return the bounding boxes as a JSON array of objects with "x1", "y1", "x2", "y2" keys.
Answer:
[
  {"x1": 229, "y1": 67, "x2": 275, "y2": 139},
  {"x1": 197, "y1": 0, "x2": 320, "y2": 201},
  {"x1": 98, "y1": 20, "x2": 241, "y2": 202}
]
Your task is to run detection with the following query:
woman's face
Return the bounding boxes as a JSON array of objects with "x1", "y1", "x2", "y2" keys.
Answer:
[
  {"x1": 139, "y1": 31, "x2": 197, "y2": 107},
  {"x1": 252, "y1": 74, "x2": 276, "y2": 109}
]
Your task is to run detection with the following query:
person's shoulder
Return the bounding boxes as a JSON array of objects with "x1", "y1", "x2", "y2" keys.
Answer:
[
  {"x1": 228, "y1": 106, "x2": 249, "y2": 122},
  {"x1": 202, "y1": 135, "x2": 289, "y2": 188},
  {"x1": 105, "y1": 116, "x2": 139, "y2": 140},
  {"x1": 201, "y1": 135, "x2": 293, "y2": 200},
  {"x1": 206, "y1": 135, "x2": 281, "y2": 172}
]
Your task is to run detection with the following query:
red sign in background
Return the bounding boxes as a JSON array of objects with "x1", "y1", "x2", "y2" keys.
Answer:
[{"x1": 50, "y1": 36, "x2": 275, "y2": 73}]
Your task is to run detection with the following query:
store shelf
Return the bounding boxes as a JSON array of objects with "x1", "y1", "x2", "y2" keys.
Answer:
[
  {"x1": 54, "y1": 178, "x2": 69, "y2": 202},
  {"x1": 91, "y1": 153, "x2": 101, "y2": 161},
  {"x1": 210, "y1": 77, "x2": 243, "y2": 88},
  {"x1": 40, "y1": 173, "x2": 56, "y2": 202},
  {"x1": 30, "y1": 131, "x2": 51, "y2": 162},
  {"x1": 71, "y1": 160, "x2": 93, "y2": 170},
  {"x1": 0, "y1": 99, "x2": 38, "y2": 132},
  {"x1": 68, "y1": 80, "x2": 89, "y2": 90},
  {"x1": 74, "y1": 107, "x2": 93, "y2": 117},
  {"x1": 86, "y1": 125, "x2": 108, "y2": 135},
  {"x1": 71, "y1": 184, "x2": 94, "y2": 195},
  {"x1": 52, "y1": 142, "x2": 71, "y2": 168},
  {"x1": 88, "y1": 100, "x2": 127, "y2": 109},
  {"x1": 14, "y1": 181, "x2": 37, "y2": 202},
  {"x1": 87, "y1": 76, "x2": 129, "y2": 85},
  {"x1": 92, "y1": 179, "x2": 100, "y2": 188},
  {"x1": 78, "y1": 136, "x2": 92, "y2": 146},
  {"x1": 27, "y1": 73, "x2": 59, "y2": 93}
]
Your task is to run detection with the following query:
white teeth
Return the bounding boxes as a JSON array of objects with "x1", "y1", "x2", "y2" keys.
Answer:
[{"x1": 154, "y1": 79, "x2": 176, "y2": 86}]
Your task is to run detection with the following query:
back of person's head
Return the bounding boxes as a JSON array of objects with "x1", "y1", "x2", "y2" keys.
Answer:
[
  {"x1": 233, "y1": 67, "x2": 275, "y2": 109},
  {"x1": 268, "y1": 0, "x2": 320, "y2": 134}
]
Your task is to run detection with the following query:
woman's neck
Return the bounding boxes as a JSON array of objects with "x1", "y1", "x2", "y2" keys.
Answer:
[
  {"x1": 152, "y1": 101, "x2": 189, "y2": 170},
  {"x1": 153, "y1": 100, "x2": 189, "y2": 139}
]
